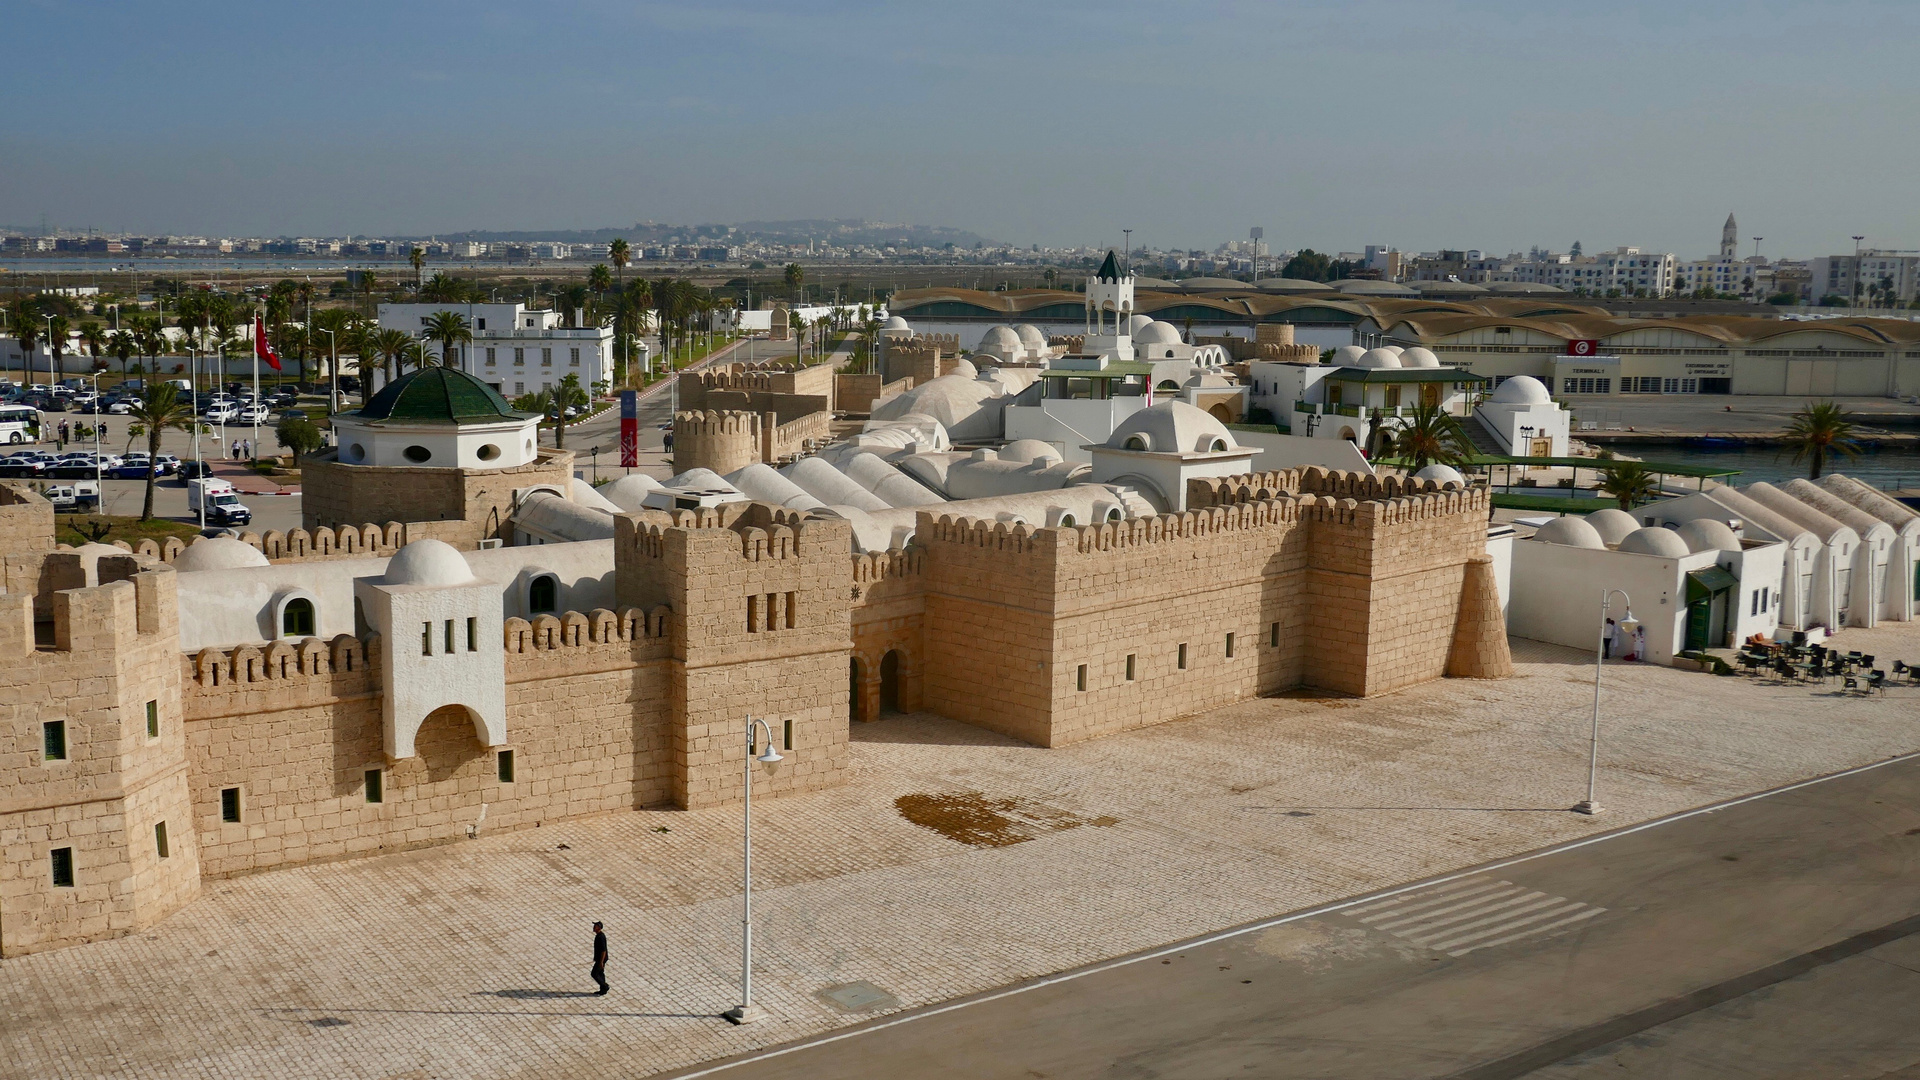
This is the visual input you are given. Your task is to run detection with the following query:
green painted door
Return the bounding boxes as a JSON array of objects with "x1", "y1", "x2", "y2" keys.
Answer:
[{"x1": 1685, "y1": 599, "x2": 1712, "y2": 651}]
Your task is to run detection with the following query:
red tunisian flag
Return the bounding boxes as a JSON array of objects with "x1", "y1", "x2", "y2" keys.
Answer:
[
  {"x1": 254, "y1": 315, "x2": 283, "y2": 371},
  {"x1": 1565, "y1": 339, "x2": 1600, "y2": 357}
]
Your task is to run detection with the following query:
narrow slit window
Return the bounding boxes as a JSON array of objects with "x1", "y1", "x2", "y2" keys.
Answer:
[
  {"x1": 444, "y1": 619, "x2": 455, "y2": 655},
  {"x1": 364, "y1": 769, "x2": 384, "y2": 804},
  {"x1": 467, "y1": 617, "x2": 477, "y2": 652},
  {"x1": 746, "y1": 594, "x2": 759, "y2": 632},
  {"x1": 220, "y1": 787, "x2": 242, "y2": 823},
  {"x1": 422, "y1": 621, "x2": 433, "y2": 656},
  {"x1": 50, "y1": 847, "x2": 74, "y2": 888},
  {"x1": 1125, "y1": 654, "x2": 1136, "y2": 681},
  {"x1": 785, "y1": 591, "x2": 796, "y2": 629},
  {"x1": 146, "y1": 699, "x2": 159, "y2": 739},
  {"x1": 155, "y1": 821, "x2": 170, "y2": 859},
  {"x1": 1177, "y1": 643, "x2": 1188, "y2": 670},
  {"x1": 782, "y1": 719, "x2": 793, "y2": 751},
  {"x1": 1270, "y1": 621, "x2": 1280, "y2": 648},
  {"x1": 497, "y1": 749, "x2": 515, "y2": 783},
  {"x1": 43, "y1": 720, "x2": 66, "y2": 761},
  {"x1": 1076, "y1": 664, "x2": 1088, "y2": 691},
  {"x1": 766, "y1": 592, "x2": 778, "y2": 632},
  {"x1": 1226, "y1": 632, "x2": 1236, "y2": 659}
]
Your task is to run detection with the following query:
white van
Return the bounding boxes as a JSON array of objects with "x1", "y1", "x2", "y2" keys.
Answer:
[{"x1": 186, "y1": 477, "x2": 252, "y2": 527}]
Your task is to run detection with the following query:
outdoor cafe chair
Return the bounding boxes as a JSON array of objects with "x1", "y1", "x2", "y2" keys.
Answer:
[{"x1": 1868, "y1": 670, "x2": 1887, "y2": 695}]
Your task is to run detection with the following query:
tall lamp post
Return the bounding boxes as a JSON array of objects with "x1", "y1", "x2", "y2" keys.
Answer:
[
  {"x1": 723, "y1": 716, "x2": 784, "y2": 1025},
  {"x1": 319, "y1": 328, "x2": 338, "y2": 425},
  {"x1": 1576, "y1": 589, "x2": 1636, "y2": 815}
]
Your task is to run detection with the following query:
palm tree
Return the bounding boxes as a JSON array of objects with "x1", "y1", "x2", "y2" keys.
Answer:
[
  {"x1": 108, "y1": 330, "x2": 136, "y2": 379},
  {"x1": 1597, "y1": 461, "x2": 1659, "y2": 510},
  {"x1": 401, "y1": 339, "x2": 431, "y2": 373},
  {"x1": 547, "y1": 373, "x2": 590, "y2": 449},
  {"x1": 409, "y1": 246, "x2": 427, "y2": 291},
  {"x1": 11, "y1": 297, "x2": 41, "y2": 380},
  {"x1": 1785, "y1": 401, "x2": 1862, "y2": 479},
  {"x1": 615, "y1": 278, "x2": 653, "y2": 382},
  {"x1": 370, "y1": 328, "x2": 414, "y2": 387},
  {"x1": 558, "y1": 284, "x2": 591, "y2": 327},
  {"x1": 588, "y1": 263, "x2": 613, "y2": 297},
  {"x1": 127, "y1": 384, "x2": 197, "y2": 520},
  {"x1": 358, "y1": 268, "x2": 381, "y2": 316},
  {"x1": 608, "y1": 238, "x2": 630, "y2": 293},
  {"x1": 78, "y1": 321, "x2": 107, "y2": 371},
  {"x1": 421, "y1": 311, "x2": 472, "y2": 367},
  {"x1": 311, "y1": 308, "x2": 355, "y2": 384},
  {"x1": 46, "y1": 314, "x2": 70, "y2": 378},
  {"x1": 783, "y1": 262, "x2": 804, "y2": 298},
  {"x1": 1384, "y1": 403, "x2": 1475, "y2": 471}
]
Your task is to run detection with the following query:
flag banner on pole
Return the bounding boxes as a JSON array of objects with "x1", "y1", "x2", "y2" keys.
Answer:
[
  {"x1": 619, "y1": 390, "x2": 639, "y2": 467},
  {"x1": 1565, "y1": 339, "x2": 1599, "y2": 357},
  {"x1": 254, "y1": 315, "x2": 283, "y2": 371}
]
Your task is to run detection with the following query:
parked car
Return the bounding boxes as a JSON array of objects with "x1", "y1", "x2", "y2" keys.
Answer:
[
  {"x1": 202, "y1": 404, "x2": 239, "y2": 423},
  {"x1": 238, "y1": 405, "x2": 270, "y2": 424},
  {"x1": 187, "y1": 477, "x2": 251, "y2": 526},
  {"x1": 105, "y1": 399, "x2": 133, "y2": 415},
  {"x1": 42, "y1": 481, "x2": 101, "y2": 512},
  {"x1": 176, "y1": 459, "x2": 214, "y2": 481},
  {"x1": 0, "y1": 452, "x2": 50, "y2": 477},
  {"x1": 155, "y1": 454, "x2": 182, "y2": 475},
  {"x1": 281, "y1": 408, "x2": 309, "y2": 421}
]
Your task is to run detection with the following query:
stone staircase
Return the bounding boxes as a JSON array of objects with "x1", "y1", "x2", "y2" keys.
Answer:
[
  {"x1": 1106, "y1": 483, "x2": 1162, "y2": 519},
  {"x1": 1463, "y1": 411, "x2": 1509, "y2": 457}
]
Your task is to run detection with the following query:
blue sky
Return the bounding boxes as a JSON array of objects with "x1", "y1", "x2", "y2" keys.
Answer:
[{"x1": 4, "y1": 0, "x2": 1916, "y2": 258}]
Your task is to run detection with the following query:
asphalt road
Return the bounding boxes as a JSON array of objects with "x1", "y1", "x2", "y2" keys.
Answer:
[{"x1": 676, "y1": 755, "x2": 1920, "y2": 1080}]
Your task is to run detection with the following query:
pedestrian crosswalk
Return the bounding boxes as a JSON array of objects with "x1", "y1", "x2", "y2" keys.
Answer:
[{"x1": 1341, "y1": 878, "x2": 1605, "y2": 957}]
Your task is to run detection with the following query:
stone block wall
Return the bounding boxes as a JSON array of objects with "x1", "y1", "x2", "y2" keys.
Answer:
[
  {"x1": 302, "y1": 449, "x2": 574, "y2": 548},
  {"x1": 678, "y1": 362, "x2": 836, "y2": 421},
  {"x1": 834, "y1": 373, "x2": 913, "y2": 417},
  {"x1": 850, "y1": 548, "x2": 927, "y2": 722},
  {"x1": 0, "y1": 482, "x2": 54, "y2": 561},
  {"x1": 673, "y1": 410, "x2": 762, "y2": 477},
  {"x1": 882, "y1": 335, "x2": 959, "y2": 386},
  {"x1": 0, "y1": 559, "x2": 199, "y2": 957}
]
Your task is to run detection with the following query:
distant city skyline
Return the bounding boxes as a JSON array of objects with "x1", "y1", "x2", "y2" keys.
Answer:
[{"x1": 5, "y1": 1, "x2": 1918, "y2": 259}]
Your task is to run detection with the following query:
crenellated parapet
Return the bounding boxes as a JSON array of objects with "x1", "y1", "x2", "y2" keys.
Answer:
[
  {"x1": 189, "y1": 633, "x2": 377, "y2": 689},
  {"x1": 1065, "y1": 499, "x2": 1300, "y2": 555},
  {"x1": 502, "y1": 606, "x2": 668, "y2": 655},
  {"x1": 852, "y1": 547, "x2": 925, "y2": 584}
]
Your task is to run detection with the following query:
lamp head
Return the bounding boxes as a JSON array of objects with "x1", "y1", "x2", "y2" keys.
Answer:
[
  {"x1": 755, "y1": 745, "x2": 784, "y2": 766},
  {"x1": 1619, "y1": 609, "x2": 1639, "y2": 632}
]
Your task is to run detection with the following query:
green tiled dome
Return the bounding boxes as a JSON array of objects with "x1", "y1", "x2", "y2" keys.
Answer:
[{"x1": 354, "y1": 366, "x2": 528, "y2": 424}]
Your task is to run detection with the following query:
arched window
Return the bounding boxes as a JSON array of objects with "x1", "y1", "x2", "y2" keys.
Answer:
[
  {"x1": 528, "y1": 575, "x2": 558, "y2": 615},
  {"x1": 281, "y1": 597, "x2": 315, "y2": 637}
]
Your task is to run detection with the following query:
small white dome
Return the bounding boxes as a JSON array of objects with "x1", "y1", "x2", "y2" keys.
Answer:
[
  {"x1": 1014, "y1": 324, "x2": 1047, "y2": 348},
  {"x1": 975, "y1": 325, "x2": 1021, "y2": 358},
  {"x1": 1491, "y1": 376, "x2": 1552, "y2": 405},
  {"x1": 1106, "y1": 401, "x2": 1238, "y2": 454},
  {"x1": 1533, "y1": 516, "x2": 1605, "y2": 548},
  {"x1": 884, "y1": 316, "x2": 910, "y2": 330},
  {"x1": 1356, "y1": 348, "x2": 1403, "y2": 369},
  {"x1": 1412, "y1": 464, "x2": 1465, "y2": 486},
  {"x1": 1185, "y1": 372, "x2": 1232, "y2": 389},
  {"x1": 1400, "y1": 347, "x2": 1442, "y2": 368},
  {"x1": 175, "y1": 536, "x2": 270, "y2": 572},
  {"x1": 950, "y1": 357, "x2": 979, "y2": 379},
  {"x1": 999, "y1": 439, "x2": 1063, "y2": 464},
  {"x1": 1618, "y1": 527, "x2": 1692, "y2": 558},
  {"x1": 1126, "y1": 314, "x2": 1156, "y2": 334},
  {"x1": 1328, "y1": 345, "x2": 1368, "y2": 366},
  {"x1": 383, "y1": 539, "x2": 475, "y2": 586},
  {"x1": 1134, "y1": 321, "x2": 1181, "y2": 345},
  {"x1": 1584, "y1": 508, "x2": 1640, "y2": 546},
  {"x1": 1380, "y1": 345, "x2": 1405, "y2": 356},
  {"x1": 1676, "y1": 518, "x2": 1740, "y2": 553},
  {"x1": 599, "y1": 473, "x2": 664, "y2": 512}
]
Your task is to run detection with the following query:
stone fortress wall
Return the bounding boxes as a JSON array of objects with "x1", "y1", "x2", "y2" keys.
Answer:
[
  {"x1": 302, "y1": 448, "x2": 575, "y2": 549},
  {"x1": 0, "y1": 466, "x2": 1506, "y2": 955},
  {"x1": 671, "y1": 409, "x2": 834, "y2": 477},
  {"x1": 881, "y1": 334, "x2": 960, "y2": 386},
  {"x1": 677, "y1": 361, "x2": 837, "y2": 423}
]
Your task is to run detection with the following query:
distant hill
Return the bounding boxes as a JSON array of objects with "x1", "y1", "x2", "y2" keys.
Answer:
[{"x1": 414, "y1": 219, "x2": 1000, "y2": 249}]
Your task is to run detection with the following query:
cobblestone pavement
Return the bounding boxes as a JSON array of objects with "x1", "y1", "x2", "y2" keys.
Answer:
[{"x1": 5, "y1": 627, "x2": 1919, "y2": 1080}]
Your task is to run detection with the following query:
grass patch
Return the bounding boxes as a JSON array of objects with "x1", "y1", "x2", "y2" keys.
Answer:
[{"x1": 55, "y1": 515, "x2": 204, "y2": 548}]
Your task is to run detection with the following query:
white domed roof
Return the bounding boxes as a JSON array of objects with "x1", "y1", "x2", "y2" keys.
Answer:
[
  {"x1": 999, "y1": 439, "x2": 1063, "y2": 464},
  {"x1": 975, "y1": 325, "x2": 1021, "y2": 356},
  {"x1": 174, "y1": 536, "x2": 270, "y2": 572},
  {"x1": 1412, "y1": 464, "x2": 1465, "y2": 486},
  {"x1": 1584, "y1": 508, "x2": 1640, "y2": 546},
  {"x1": 1380, "y1": 344, "x2": 1405, "y2": 356},
  {"x1": 1133, "y1": 321, "x2": 1181, "y2": 345},
  {"x1": 1185, "y1": 372, "x2": 1233, "y2": 389},
  {"x1": 884, "y1": 316, "x2": 910, "y2": 330},
  {"x1": 1106, "y1": 401, "x2": 1238, "y2": 455},
  {"x1": 383, "y1": 539, "x2": 475, "y2": 586},
  {"x1": 1676, "y1": 518, "x2": 1740, "y2": 553},
  {"x1": 1533, "y1": 516, "x2": 1605, "y2": 548},
  {"x1": 950, "y1": 357, "x2": 978, "y2": 379},
  {"x1": 1356, "y1": 348, "x2": 1403, "y2": 369},
  {"x1": 1014, "y1": 324, "x2": 1047, "y2": 348},
  {"x1": 1126, "y1": 314, "x2": 1156, "y2": 334},
  {"x1": 1400, "y1": 347, "x2": 1442, "y2": 368},
  {"x1": 1491, "y1": 375, "x2": 1552, "y2": 405},
  {"x1": 599, "y1": 473, "x2": 664, "y2": 512},
  {"x1": 870, "y1": 373, "x2": 1005, "y2": 441},
  {"x1": 1327, "y1": 345, "x2": 1367, "y2": 366},
  {"x1": 1618, "y1": 527, "x2": 1691, "y2": 558}
]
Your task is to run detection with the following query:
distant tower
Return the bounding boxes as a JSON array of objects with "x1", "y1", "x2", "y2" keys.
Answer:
[
  {"x1": 1720, "y1": 213, "x2": 1738, "y2": 260},
  {"x1": 1083, "y1": 249, "x2": 1136, "y2": 362}
]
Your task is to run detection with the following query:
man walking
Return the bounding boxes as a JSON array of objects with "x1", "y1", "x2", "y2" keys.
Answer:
[{"x1": 590, "y1": 921, "x2": 609, "y2": 995}]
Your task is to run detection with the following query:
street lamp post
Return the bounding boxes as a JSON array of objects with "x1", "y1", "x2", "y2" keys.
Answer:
[
  {"x1": 319, "y1": 327, "x2": 338, "y2": 419},
  {"x1": 43, "y1": 314, "x2": 56, "y2": 392},
  {"x1": 723, "y1": 716, "x2": 784, "y2": 1025},
  {"x1": 1576, "y1": 589, "x2": 1635, "y2": 815}
]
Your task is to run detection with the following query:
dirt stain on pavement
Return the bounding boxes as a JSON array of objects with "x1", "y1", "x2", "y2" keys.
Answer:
[{"x1": 895, "y1": 792, "x2": 1118, "y2": 847}]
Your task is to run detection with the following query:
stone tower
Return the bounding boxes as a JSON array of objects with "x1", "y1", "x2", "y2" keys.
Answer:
[
  {"x1": 1083, "y1": 249, "x2": 1136, "y2": 362},
  {"x1": 1721, "y1": 213, "x2": 1738, "y2": 260}
]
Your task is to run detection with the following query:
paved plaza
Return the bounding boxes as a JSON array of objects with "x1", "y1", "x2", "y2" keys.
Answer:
[{"x1": 4, "y1": 625, "x2": 1920, "y2": 1079}]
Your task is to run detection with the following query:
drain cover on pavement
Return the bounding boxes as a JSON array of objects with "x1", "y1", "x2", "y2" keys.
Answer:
[{"x1": 817, "y1": 981, "x2": 899, "y2": 1013}]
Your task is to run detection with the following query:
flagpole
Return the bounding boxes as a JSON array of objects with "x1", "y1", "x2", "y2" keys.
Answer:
[{"x1": 251, "y1": 311, "x2": 261, "y2": 464}]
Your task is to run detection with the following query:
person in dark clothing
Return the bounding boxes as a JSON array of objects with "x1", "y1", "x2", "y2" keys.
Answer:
[
  {"x1": 1603, "y1": 617, "x2": 1615, "y2": 659},
  {"x1": 590, "y1": 921, "x2": 609, "y2": 995}
]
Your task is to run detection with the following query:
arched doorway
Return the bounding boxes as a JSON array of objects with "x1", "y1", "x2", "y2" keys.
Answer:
[
  {"x1": 848, "y1": 657, "x2": 864, "y2": 724},
  {"x1": 879, "y1": 650, "x2": 901, "y2": 714},
  {"x1": 1208, "y1": 403, "x2": 1232, "y2": 423},
  {"x1": 416, "y1": 704, "x2": 487, "y2": 783}
]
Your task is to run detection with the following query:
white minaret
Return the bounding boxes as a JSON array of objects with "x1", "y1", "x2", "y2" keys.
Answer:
[
  {"x1": 1082, "y1": 249, "x2": 1135, "y2": 362},
  {"x1": 1720, "y1": 213, "x2": 1738, "y2": 260}
]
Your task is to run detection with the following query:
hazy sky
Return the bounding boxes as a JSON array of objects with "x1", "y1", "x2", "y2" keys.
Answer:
[{"x1": 5, "y1": 0, "x2": 1917, "y2": 258}]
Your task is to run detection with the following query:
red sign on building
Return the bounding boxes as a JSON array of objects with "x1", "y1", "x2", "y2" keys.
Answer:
[{"x1": 1565, "y1": 339, "x2": 1600, "y2": 356}]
